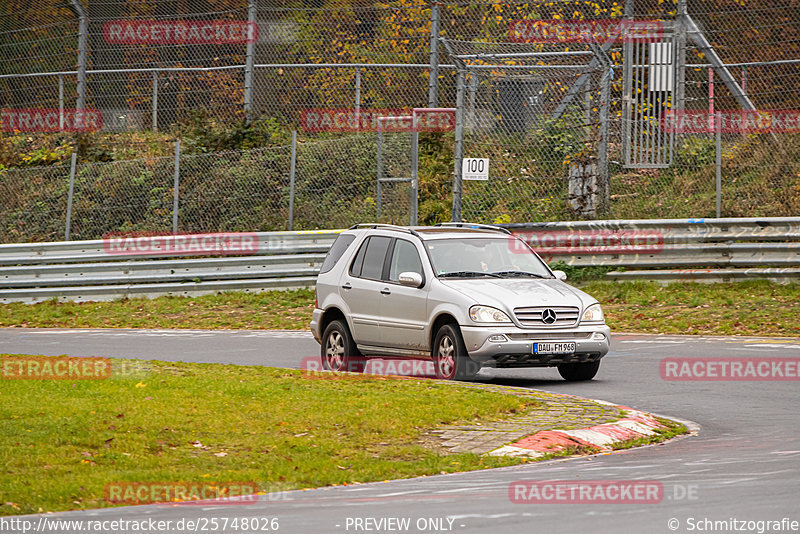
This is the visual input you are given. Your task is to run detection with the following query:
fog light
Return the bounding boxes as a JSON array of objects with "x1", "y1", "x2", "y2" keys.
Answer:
[
  {"x1": 592, "y1": 332, "x2": 606, "y2": 341},
  {"x1": 488, "y1": 335, "x2": 508, "y2": 343}
]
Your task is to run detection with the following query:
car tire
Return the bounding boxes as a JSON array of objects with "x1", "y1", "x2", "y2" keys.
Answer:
[
  {"x1": 321, "y1": 320, "x2": 366, "y2": 373},
  {"x1": 557, "y1": 360, "x2": 601, "y2": 381},
  {"x1": 433, "y1": 324, "x2": 475, "y2": 381}
]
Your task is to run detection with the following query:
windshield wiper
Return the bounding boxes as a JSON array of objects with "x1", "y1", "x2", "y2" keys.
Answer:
[
  {"x1": 438, "y1": 271, "x2": 502, "y2": 278},
  {"x1": 491, "y1": 270, "x2": 551, "y2": 278}
]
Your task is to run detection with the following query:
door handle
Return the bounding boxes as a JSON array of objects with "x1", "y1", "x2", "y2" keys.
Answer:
[
  {"x1": 380, "y1": 288, "x2": 391, "y2": 295},
  {"x1": 341, "y1": 283, "x2": 351, "y2": 290}
]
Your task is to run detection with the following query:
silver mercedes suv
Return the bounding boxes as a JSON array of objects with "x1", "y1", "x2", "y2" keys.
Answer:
[{"x1": 310, "y1": 223, "x2": 610, "y2": 381}]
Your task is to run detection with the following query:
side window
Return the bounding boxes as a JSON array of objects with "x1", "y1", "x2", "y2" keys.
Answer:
[
  {"x1": 349, "y1": 236, "x2": 391, "y2": 280},
  {"x1": 319, "y1": 234, "x2": 355, "y2": 274},
  {"x1": 389, "y1": 239, "x2": 423, "y2": 282},
  {"x1": 349, "y1": 238, "x2": 368, "y2": 277},
  {"x1": 360, "y1": 236, "x2": 391, "y2": 280}
]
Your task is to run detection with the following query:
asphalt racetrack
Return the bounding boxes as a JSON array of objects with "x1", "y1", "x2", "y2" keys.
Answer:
[{"x1": 1, "y1": 329, "x2": 798, "y2": 533}]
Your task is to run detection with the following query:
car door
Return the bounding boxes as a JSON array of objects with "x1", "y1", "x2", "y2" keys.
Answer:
[
  {"x1": 339, "y1": 235, "x2": 391, "y2": 347},
  {"x1": 378, "y1": 238, "x2": 429, "y2": 351}
]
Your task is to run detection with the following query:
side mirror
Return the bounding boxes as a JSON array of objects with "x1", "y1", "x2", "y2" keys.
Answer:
[
  {"x1": 552, "y1": 270, "x2": 567, "y2": 281},
  {"x1": 398, "y1": 271, "x2": 423, "y2": 288}
]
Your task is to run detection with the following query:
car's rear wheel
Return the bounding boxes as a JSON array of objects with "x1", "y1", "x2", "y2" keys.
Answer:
[
  {"x1": 433, "y1": 324, "x2": 475, "y2": 381},
  {"x1": 557, "y1": 360, "x2": 601, "y2": 381},
  {"x1": 321, "y1": 320, "x2": 366, "y2": 373}
]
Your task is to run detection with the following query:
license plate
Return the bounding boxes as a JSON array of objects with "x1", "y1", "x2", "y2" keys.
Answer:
[{"x1": 533, "y1": 342, "x2": 576, "y2": 355}]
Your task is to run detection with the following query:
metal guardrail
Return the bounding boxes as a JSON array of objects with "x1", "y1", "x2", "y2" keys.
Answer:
[
  {"x1": 502, "y1": 217, "x2": 800, "y2": 283},
  {"x1": 0, "y1": 230, "x2": 340, "y2": 303},
  {"x1": 1, "y1": 218, "x2": 798, "y2": 303}
]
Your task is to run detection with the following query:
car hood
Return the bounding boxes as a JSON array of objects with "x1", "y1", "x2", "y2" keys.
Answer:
[{"x1": 439, "y1": 278, "x2": 594, "y2": 311}]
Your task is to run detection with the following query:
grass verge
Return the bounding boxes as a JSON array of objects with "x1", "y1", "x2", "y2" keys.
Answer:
[
  {"x1": 583, "y1": 280, "x2": 800, "y2": 337},
  {"x1": 0, "y1": 355, "x2": 537, "y2": 516},
  {"x1": 2, "y1": 281, "x2": 799, "y2": 337},
  {"x1": 0, "y1": 290, "x2": 315, "y2": 330}
]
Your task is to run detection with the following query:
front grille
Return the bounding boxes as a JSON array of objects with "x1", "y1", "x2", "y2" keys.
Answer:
[
  {"x1": 513, "y1": 306, "x2": 580, "y2": 327},
  {"x1": 492, "y1": 352, "x2": 601, "y2": 367},
  {"x1": 507, "y1": 332, "x2": 592, "y2": 341}
]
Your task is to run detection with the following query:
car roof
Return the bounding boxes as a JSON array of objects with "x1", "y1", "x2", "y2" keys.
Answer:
[
  {"x1": 414, "y1": 227, "x2": 510, "y2": 240},
  {"x1": 346, "y1": 223, "x2": 512, "y2": 241}
]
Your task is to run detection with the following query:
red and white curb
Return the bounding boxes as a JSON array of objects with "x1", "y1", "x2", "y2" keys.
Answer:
[{"x1": 488, "y1": 403, "x2": 671, "y2": 458}]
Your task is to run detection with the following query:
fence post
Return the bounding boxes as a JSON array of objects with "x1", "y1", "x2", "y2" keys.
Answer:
[
  {"x1": 172, "y1": 140, "x2": 180, "y2": 234},
  {"x1": 244, "y1": 0, "x2": 256, "y2": 122},
  {"x1": 598, "y1": 67, "x2": 611, "y2": 216},
  {"x1": 377, "y1": 130, "x2": 383, "y2": 219},
  {"x1": 354, "y1": 69, "x2": 362, "y2": 115},
  {"x1": 152, "y1": 70, "x2": 159, "y2": 131},
  {"x1": 427, "y1": 2, "x2": 441, "y2": 108},
  {"x1": 68, "y1": 0, "x2": 87, "y2": 115},
  {"x1": 675, "y1": 0, "x2": 687, "y2": 113},
  {"x1": 59, "y1": 75, "x2": 65, "y2": 132},
  {"x1": 452, "y1": 69, "x2": 465, "y2": 222},
  {"x1": 65, "y1": 151, "x2": 77, "y2": 241},
  {"x1": 410, "y1": 130, "x2": 419, "y2": 226},
  {"x1": 467, "y1": 73, "x2": 477, "y2": 128},
  {"x1": 716, "y1": 112, "x2": 722, "y2": 218},
  {"x1": 288, "y1": 130, "x2": 297, "y2": 231}
]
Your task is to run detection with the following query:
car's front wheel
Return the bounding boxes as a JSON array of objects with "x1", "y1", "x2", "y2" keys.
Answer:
[
  {"x1": 557, "y1": 360, "x2": 601, "y2": 381},
  {"x1": 433, "y1": 324, "x2": 476, "y2": 381},
  {"x1": 321, "y1": 320, "x2": 366, "y2": 373}
]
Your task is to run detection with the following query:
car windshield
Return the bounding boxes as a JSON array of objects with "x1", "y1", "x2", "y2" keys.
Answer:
[{"x1": 426, "y1": 237, "x2": 552, "y2": 279}]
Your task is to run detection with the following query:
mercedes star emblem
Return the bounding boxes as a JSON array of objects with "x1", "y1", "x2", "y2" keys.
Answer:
[{"x1": 541, "y1": 308, "x2": 557, "y2": 324}]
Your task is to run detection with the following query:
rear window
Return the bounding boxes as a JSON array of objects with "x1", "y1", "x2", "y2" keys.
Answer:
[{"x1": 319, "y1": 234, "x2": 356, "y2": 274}]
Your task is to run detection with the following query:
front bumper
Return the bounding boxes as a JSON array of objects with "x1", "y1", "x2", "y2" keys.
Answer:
[{"x1": 460, "y1": 323, "x2": 611, "y2": 368}]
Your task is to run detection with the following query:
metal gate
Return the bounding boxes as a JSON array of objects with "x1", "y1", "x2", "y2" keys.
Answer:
[
  {"x1": 375, "y1": 114, "x2": 419, "y2": 226},
  {"x1": 623, "y1": 26, "x2": 677, "y2": 168},
  {"x1": 442, "y1": 37, "x2": 611, "y2": 222}
]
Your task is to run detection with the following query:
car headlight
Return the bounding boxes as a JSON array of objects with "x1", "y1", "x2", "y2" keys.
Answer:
[
  {"x1": 582, "y1": 303, "x2": 605, "y2": 323},
  {"x1": 469, "y1": 305, "x2": 512, "y2": 323}
]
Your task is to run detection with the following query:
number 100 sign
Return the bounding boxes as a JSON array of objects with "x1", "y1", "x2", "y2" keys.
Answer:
[{"x1": 462, "y1": 158, "x2": 489, "y2": 181}]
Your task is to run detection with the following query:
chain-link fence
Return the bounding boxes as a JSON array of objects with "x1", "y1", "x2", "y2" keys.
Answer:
[
  {"x1": 0, "y1": 134, "x2": 415, "y2": 243},
  {"x1": 436, "y1": 2, "x2": 800, "y2": 223},
  {"x1": 1, "y1": 0, "x2": 799, "y2": 242},
  {"x1": 0, "y1": 165, "x2": 70, "y2": 242}
]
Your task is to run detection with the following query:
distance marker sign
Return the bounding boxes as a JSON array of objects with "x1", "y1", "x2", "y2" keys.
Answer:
[{"x1": 462, "y1": 158, "x2": 489, "y2": 180}]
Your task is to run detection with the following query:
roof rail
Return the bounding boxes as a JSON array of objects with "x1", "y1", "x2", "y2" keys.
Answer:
[
  {"x1": 348, "y1": 223, "x2": 421, "y2": 237},
  {"x1": 433, "y1": 222, "x2": 512, "y2": 235}
]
